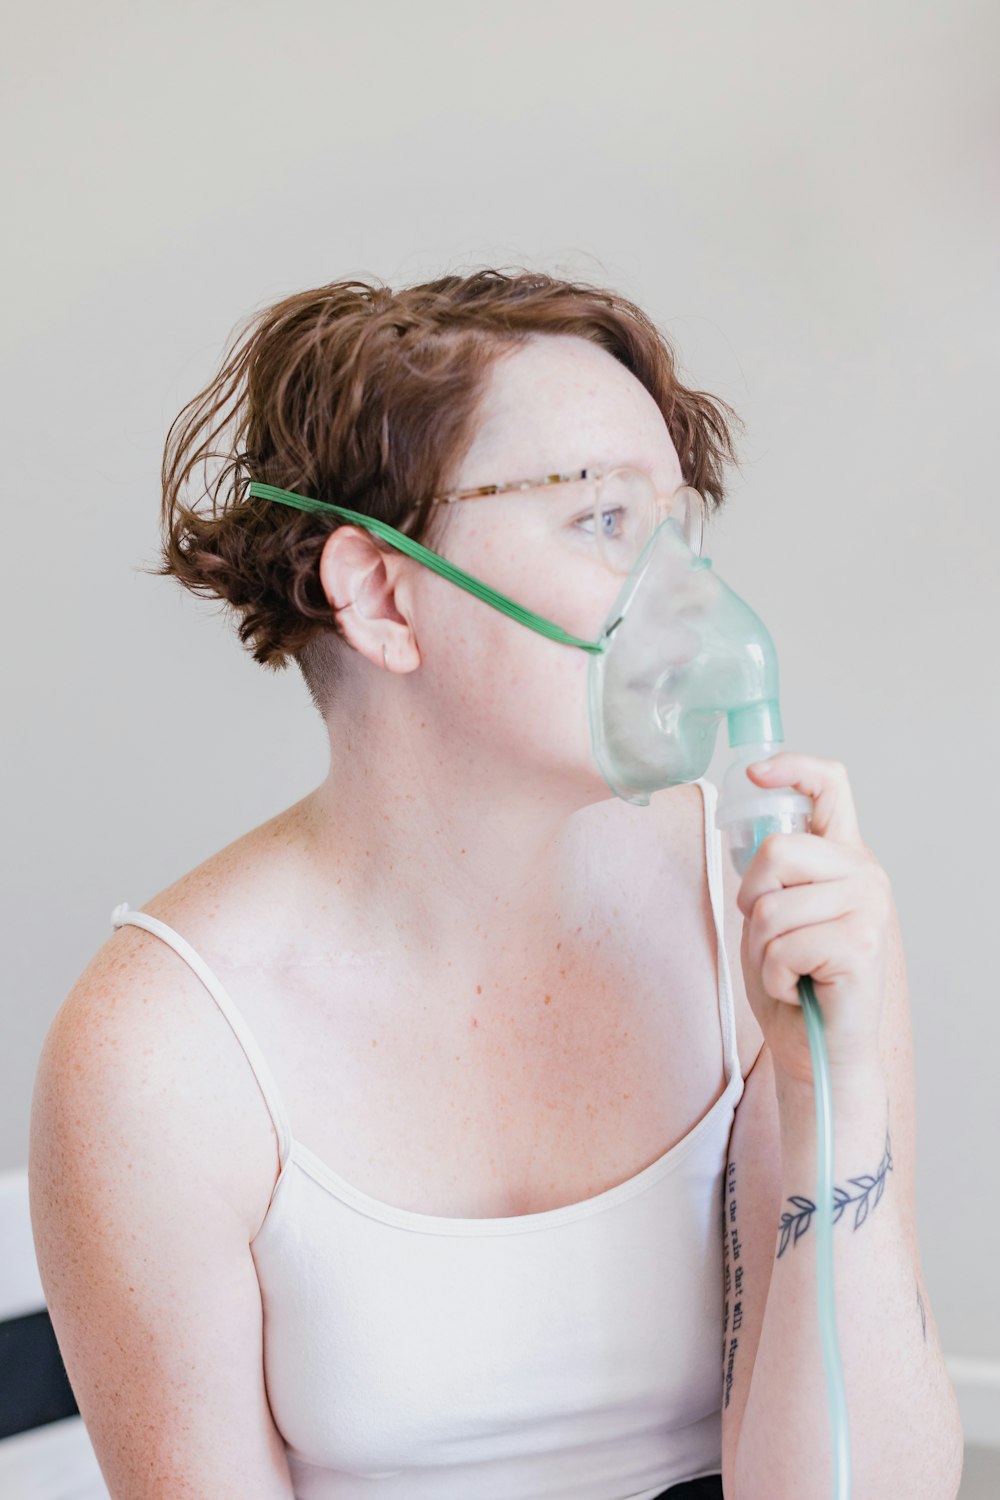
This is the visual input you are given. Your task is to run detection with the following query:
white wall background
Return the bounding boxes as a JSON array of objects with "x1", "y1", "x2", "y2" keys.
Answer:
[{"x1": 3, "y1": 0, "x2": 997, "y2": 1440}]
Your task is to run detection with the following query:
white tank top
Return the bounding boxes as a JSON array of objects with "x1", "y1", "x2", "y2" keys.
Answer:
[{"x1": 110, "y1": 777, "x2": 741, "y2": 1500}]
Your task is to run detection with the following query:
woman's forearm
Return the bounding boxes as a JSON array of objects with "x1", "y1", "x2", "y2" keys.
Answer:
[{"x1": 733, "y1": 1066, "x2": 964, "y2": 1500}]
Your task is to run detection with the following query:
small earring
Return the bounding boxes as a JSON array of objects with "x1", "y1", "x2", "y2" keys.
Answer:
[{"x1": 382, "y1": 644, "x2": 389, "y2": 670}]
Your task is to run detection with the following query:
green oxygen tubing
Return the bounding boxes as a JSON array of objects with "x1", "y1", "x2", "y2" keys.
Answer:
[{"x1": 249, "y1": 478, "x2": 852, "y2": 1500}]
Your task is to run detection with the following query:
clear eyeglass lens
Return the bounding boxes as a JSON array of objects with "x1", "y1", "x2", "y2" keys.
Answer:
[
  {"x1": 672, "y1": 484, "x2": 706, "y2": 559},
  {"x1": 594, "y1": 469, "x2": 704, "y2": 573}
]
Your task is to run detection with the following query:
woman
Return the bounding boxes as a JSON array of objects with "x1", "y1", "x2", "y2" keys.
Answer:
[{"x1": 28, "y1": 270, "x2": 960, "y2": 1499}]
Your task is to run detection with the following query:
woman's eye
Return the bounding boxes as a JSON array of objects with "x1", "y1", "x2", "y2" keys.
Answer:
[{"x1": 575, "y1": 506, "x2": 625, "y2": 538}]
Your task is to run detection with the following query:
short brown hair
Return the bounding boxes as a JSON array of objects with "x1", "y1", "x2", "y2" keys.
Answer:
[{"x1": 154, "y1": 267, "x2": 745, "y2": 718}]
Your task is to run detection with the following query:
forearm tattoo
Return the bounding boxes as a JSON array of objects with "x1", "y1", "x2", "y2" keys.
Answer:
[
  {"x1": 776, "y1": 1120, "x2": 893, "y2": 1257},
  {"x1": 723, "y1": 1101, "x2": 899, "y2": 1405},
  {"x1": 722, "y1": 1159, "x2": 741, "y2": 1410},
  {"x1": 719, "y1": 1104, "x2": 899, "y2": 1404}
]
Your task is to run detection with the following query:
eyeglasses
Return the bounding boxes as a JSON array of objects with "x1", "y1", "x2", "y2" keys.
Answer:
[
  {"x1": 247, "y1": 464, "x2": 708, "y2": 656},
  {"x1": 428, "y1": 466, "x2": 706, "y2": 574}
]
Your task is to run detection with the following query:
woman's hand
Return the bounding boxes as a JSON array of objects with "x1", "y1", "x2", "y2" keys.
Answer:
[{"x1": 736, "y1": 753, "x2": 892, "y2": 1091}]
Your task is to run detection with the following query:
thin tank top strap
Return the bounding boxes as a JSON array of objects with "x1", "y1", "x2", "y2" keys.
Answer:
[
  {"x1": 694, "y1": 779, "x2": 742, "y2": 1088},
  {"x1": 109, "y1": 901, "x2": 293, "y2": 1168}
]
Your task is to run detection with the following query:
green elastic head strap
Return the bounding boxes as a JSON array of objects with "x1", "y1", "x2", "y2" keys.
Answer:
[{"x1": 247, "y1": 481, "x2": 606, "y2": 653}]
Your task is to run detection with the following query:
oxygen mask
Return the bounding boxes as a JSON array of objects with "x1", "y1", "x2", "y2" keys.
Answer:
[{"x1": 587, "y1": 493, "x2": 812, "y2": 871}]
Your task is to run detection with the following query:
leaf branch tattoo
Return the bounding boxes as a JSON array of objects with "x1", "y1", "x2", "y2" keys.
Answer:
[{"x1": 777, "y1": 1123, "x2": 893, "y2": 1258}]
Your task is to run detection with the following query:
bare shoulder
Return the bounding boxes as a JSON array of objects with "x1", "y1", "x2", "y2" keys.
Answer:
[
  {"x1": 34, "y1": 896, "x2": 281, "y2": 1241},
  {"x1": 35, "y1": 802, "x2": 308, "y2": 1243}
]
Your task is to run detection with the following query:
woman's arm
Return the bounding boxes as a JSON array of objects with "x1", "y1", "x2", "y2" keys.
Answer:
[
  {"x1": 28, "y1": 938, "x2": 295, "y2": 1500},
  {"x1": 721, "y1": 886, "x2": 964, "y2": 1499}
]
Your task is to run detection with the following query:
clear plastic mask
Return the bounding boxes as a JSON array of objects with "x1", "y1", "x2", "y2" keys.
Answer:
[{"x1": 588, "y1": 513, "x2": 784, "y2": 804}]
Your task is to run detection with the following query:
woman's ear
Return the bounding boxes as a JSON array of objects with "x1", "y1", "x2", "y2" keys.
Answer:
[{"x1": 317, "y1": 525, "x2": 422, "y2": 673}]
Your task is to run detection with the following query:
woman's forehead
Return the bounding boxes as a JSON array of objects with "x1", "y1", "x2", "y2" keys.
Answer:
[{"x1": 460, "y1": 335, "x2": 682, "y2": 488}]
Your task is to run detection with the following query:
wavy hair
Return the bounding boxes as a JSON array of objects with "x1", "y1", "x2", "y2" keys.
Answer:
[{"x1": 153, "y1": 267, "x2": 746, "y2": 718}]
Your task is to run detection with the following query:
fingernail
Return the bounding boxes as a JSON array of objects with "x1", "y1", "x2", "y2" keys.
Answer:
[{"x1": 753, "y1": 759, "x2": 775, "y2": 774}]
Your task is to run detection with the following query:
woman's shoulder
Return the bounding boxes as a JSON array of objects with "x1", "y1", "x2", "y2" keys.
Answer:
[
  {"x1": 131, "y1": 801, "x2": 308, "y2": 955},
  {"x1": 47, "y1": 811, "x2": 306, "y2": 1239}
]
